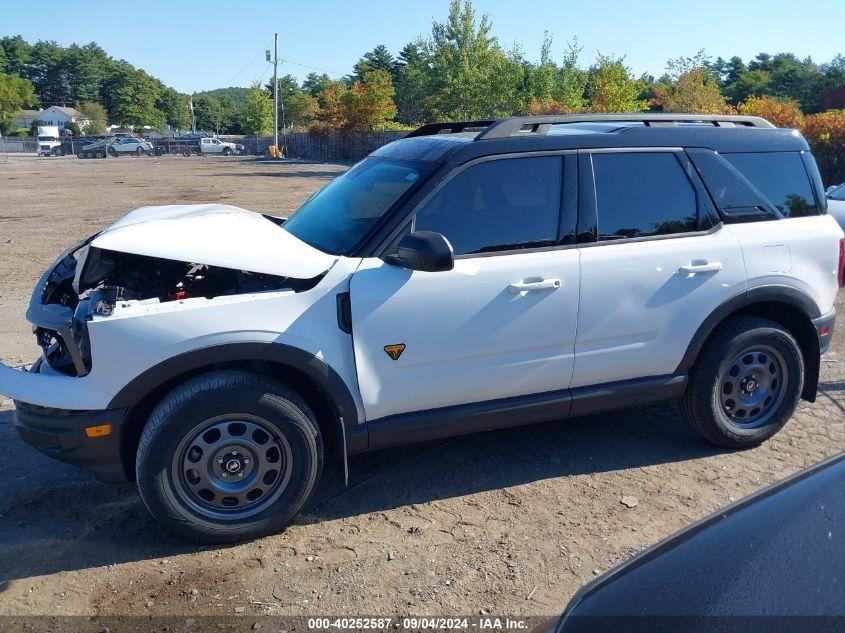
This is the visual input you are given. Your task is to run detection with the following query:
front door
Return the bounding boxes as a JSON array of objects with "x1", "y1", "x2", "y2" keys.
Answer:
[{"x1": 350, "y1": 154, "x2": 581, "y2": 421}]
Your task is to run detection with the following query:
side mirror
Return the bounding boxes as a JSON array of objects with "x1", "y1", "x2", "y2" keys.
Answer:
[{"x1": 387, "y1": 231, "x2": 454, "y2": 272}]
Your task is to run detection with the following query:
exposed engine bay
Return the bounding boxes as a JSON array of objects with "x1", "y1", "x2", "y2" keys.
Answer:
[
  {"x1": 30, "y1": 242, "x2": 319, "y2": 377},
  {"x1": 74, "y1": 247, "x2": 312, "y2": 313}
]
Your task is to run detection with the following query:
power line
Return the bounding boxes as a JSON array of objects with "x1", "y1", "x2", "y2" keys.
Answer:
[
  {"x1": 278, "y1": 58, "x2": 347, "y2": 78},
  {"x1": 222, "y1": 40, "x2": 274, "y2": 87}
]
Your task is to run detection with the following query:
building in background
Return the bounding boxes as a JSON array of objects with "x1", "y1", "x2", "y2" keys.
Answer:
[{"x1": 10, "y1": 106, "x2": 91, "y2": 133}]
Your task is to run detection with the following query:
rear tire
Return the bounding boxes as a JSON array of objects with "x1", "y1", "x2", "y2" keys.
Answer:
[
  {"x1": 681, "y1": 316, "x2": 804, "y2": 448},
  {"x1": 182, "y1": 148, "x2": 192, "y2": 157},
  {"x1": 136, "y1": 370, "x2": 323, "y2": 543}
]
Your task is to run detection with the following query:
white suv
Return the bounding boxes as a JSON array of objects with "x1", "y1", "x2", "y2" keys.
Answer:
[{"x1": 2, "y1": 114, "x2": 843, "y2": 542}]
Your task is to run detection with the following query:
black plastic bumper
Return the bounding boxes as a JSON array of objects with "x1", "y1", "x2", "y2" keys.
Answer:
[
  {"x1": 814, "y1": 309, "x2": 836, "y2": 356},
  {"x1": 13, "y1": 401, "x2": 129, "y2": 483}
]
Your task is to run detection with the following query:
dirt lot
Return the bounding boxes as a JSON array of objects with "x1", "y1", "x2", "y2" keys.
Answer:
[{"x1": 0, "y1": 155, "x2": 843, "y2": 620}]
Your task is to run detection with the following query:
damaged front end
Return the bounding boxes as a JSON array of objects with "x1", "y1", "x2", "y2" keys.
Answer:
[{"x1": 28, "y1": 240, "x2": 317, "y2": 378}]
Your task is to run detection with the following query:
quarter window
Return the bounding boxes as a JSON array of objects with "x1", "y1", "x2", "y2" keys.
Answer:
[
  {"x1": 593, "y1": 152, "x2": 699, "y2": 240},
  {"x1": 723, "y1": 152, "x2": 819, "y2": 217},
  {"x1": 413, "y1": 156, "x2": 562, "y2": 255}
]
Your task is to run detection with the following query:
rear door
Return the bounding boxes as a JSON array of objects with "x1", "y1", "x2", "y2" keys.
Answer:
[
  {"x1": 572, "y1": 149, "x2": 746, "y2": 388},
  {"x1": 350, "y1": 153, "x2": 581, "y2": 421}
]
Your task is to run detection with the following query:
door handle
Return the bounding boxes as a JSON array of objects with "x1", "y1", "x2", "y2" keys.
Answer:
[
  {"x1": 679, "y1": 262, "x2": 723, "y2": 275},
  {"x1": 508, "y1": 278, "x2": 562, "y2": 294}
]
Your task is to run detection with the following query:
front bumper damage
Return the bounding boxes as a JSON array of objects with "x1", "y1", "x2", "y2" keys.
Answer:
[{"x1": 3, "y1": 359, "x2": 128, "y2": 482}]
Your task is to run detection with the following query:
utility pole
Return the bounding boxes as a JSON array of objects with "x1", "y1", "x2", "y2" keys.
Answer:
[{"x1": 273, "y1": 32, "x2": 279, "y2": 154}]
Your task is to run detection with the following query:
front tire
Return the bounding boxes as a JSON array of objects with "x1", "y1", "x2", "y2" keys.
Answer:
[
  {"x1": 681, "y1": 316, "x2": 804, "y2": 448},
  {"x1": 136, "y1": 370, "x2": 323, "y2": 543}
]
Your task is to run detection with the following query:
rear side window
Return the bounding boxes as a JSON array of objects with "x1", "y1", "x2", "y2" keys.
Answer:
[
  {"x1": 723, "y1": 152, "x2": 819, "y2": 217},
  {"x1": 592, "y1": 152, "x2": 698, "y2": 240},
  {"x1": 413, "y1": 156, "x2": 562, "y2": 255}
]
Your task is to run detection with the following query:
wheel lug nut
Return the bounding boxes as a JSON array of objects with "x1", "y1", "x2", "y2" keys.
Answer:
[
  {"x1": 231, "y1": 449, "x2": 237, "y2": 455},
  {"x1": 217, "y1": 457, "x2": 224, "y2": 463},
  {"x1": 222, "y1": 472, "x2": 228, "y2": 478},
  {"x1": 244, "y1": 457, "x2": 250, "y2": 464},
  {"x1": 238, "y1": 472, "x2": 244, "y2": 478}
]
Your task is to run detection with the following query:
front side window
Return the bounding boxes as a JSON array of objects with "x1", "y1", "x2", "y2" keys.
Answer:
[
  {"x1": 413, "y1": 156, "x2": 562, "y2": 255},
  {"x1": 284, "y1": 158, "x2": 435, "y2": 255},
  {"x1": 723, "y1": 152, "x2": 819, "y2": 218},
  {"x1": 593, "y1": 152, "x2": 698, "y2": 240}
]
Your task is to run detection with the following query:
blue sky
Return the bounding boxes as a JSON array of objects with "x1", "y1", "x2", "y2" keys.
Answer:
[{"x1": 3, "y1": 0, "x2": 843, "y2": 93}]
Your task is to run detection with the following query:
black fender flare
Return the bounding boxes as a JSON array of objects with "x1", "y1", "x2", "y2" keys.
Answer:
[
  {"x1": 676, "y1": 284, "x2": 822, "y2": 394},
  {"x1": 108, "y1": 342, "x2": 360, "y2": 430}
]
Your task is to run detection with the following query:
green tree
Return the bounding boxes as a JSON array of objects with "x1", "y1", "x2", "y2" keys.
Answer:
[
  {"x1": 393, "y1": 40, "x2": 431, "y2": 124},
  {"x1": 0, "y1": 73, "x2": 37, "y2": 132},
  {"x1": 425, "y1": 0, "x2": 523, "y2": 120},
  {"x1": 64, "y1": 120, "x2": 82, "y2": 136},
  {"x1": 651, "y1": 51, "x2": 728, "y2": 113},
  {"x1": 78, "y1": 101, "x2": 107, "y2": 135},
  {"x1": 109, "y1": 65, "x2": 164, "y2": 128},
  {"x1": 0, "y1": 36, "x2": 32, "y2": 78},
  {"x1": 61, "y1": 42, "x2": 110, "y2": 103},
  {"x1": 302, "y1": 72, "x2": 334, "y2": 107},
  {"x1": 192, "y1": 93, "x2": 224, "y2": 133},
  {"x1": 28, "y1": 40, "x2": 67, "y2": 104},
  {"x1": 350, "y1": 45, "x2": 398, "y2": 83},
  {"x1": 241, "y1": 83, "x2": 273, "y2": 136},
  {"x1": 586, "y1": 54, "x2": 647, "y2": 112},
  {"x1": 552, "y1": 39, "x2": 587, "y2": 109},
  {"x1": 28, "y1": 118, "x2": 46, "y2": 136},
  {"x1": 726, "y1": 68, "x2": 770, "y2": 105},
  {"x1": 157, "y1": 86, "x2": 190, "y2": 130}
]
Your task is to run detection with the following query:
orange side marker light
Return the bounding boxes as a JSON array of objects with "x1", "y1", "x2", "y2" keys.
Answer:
[{"x1": 85, "y1": 424, "x2": 113, "y2": 438}]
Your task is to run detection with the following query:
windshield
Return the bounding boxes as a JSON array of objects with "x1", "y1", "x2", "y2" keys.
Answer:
[
  {"x1": 283, "y1": 158, "x2": 435, "y2": 255},
  {"x1": 37, "y1": 135, "x2": 58, "y2": 142}
]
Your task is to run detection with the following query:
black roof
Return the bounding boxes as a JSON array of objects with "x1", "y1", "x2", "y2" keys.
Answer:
[{"x1": 375, "y1": 114, "x2": 809, "y2": 164}]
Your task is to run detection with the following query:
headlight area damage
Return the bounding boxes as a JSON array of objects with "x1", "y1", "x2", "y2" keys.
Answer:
[
  {"x1": 22, "y1": 203, "x2": 340, "y2": 379},
  {"x1": 29, "y1": 243, "x2": 321, "y2": 378}
]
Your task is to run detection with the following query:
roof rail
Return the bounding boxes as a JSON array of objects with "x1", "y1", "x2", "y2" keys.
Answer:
[
  {"x1": 406, "y1": 120, "x2": 496, "y2": 138},
  {"x1": 474, "y1": 114, "x2": 775, "y2": 139}
]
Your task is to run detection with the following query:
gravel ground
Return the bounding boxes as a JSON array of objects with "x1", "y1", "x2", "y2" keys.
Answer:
[{"x1": 0, "y1": 155, "x2": 843, "y2": 620}]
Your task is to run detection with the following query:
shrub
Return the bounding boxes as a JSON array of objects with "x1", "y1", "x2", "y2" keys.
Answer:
[
  {"x1": 737, "y1": 96, "x2": 804, "y2": 129},
  {"x1": 803, "y1": 110, "x2": 845, "y2": 185}
]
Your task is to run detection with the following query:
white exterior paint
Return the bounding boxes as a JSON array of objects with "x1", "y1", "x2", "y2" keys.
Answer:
[
  {"x1": 91, "y1": 204, "x2": 337, "y2": 279},
  {"x1": 572, "y1": 227, "x2": 747, "y2": 388},
  {"x1": 350, "y1": 249, "x2": 580, "y2": 420}
]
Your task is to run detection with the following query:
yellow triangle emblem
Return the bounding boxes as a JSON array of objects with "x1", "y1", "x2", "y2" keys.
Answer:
[{"x1": 384, "y1": 343, "x2": 406, "y2": 361}]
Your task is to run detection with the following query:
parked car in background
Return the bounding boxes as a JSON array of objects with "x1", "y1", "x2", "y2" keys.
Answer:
[
  {"x1": 553, "y1": 451, "x2": 845, "y2": 632},
  {"x1": 826, "y1": 182, "x2": 845, "y2": 235},
  {"x1": 200, "y1": 137, "x2": 240, "y2": 155},
  {"x1": 36, "y1": 125, "x2": 61, "y2": 156},
  {"x1": 108, "y1": 137, "x2": 154, "y2": 156}
]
